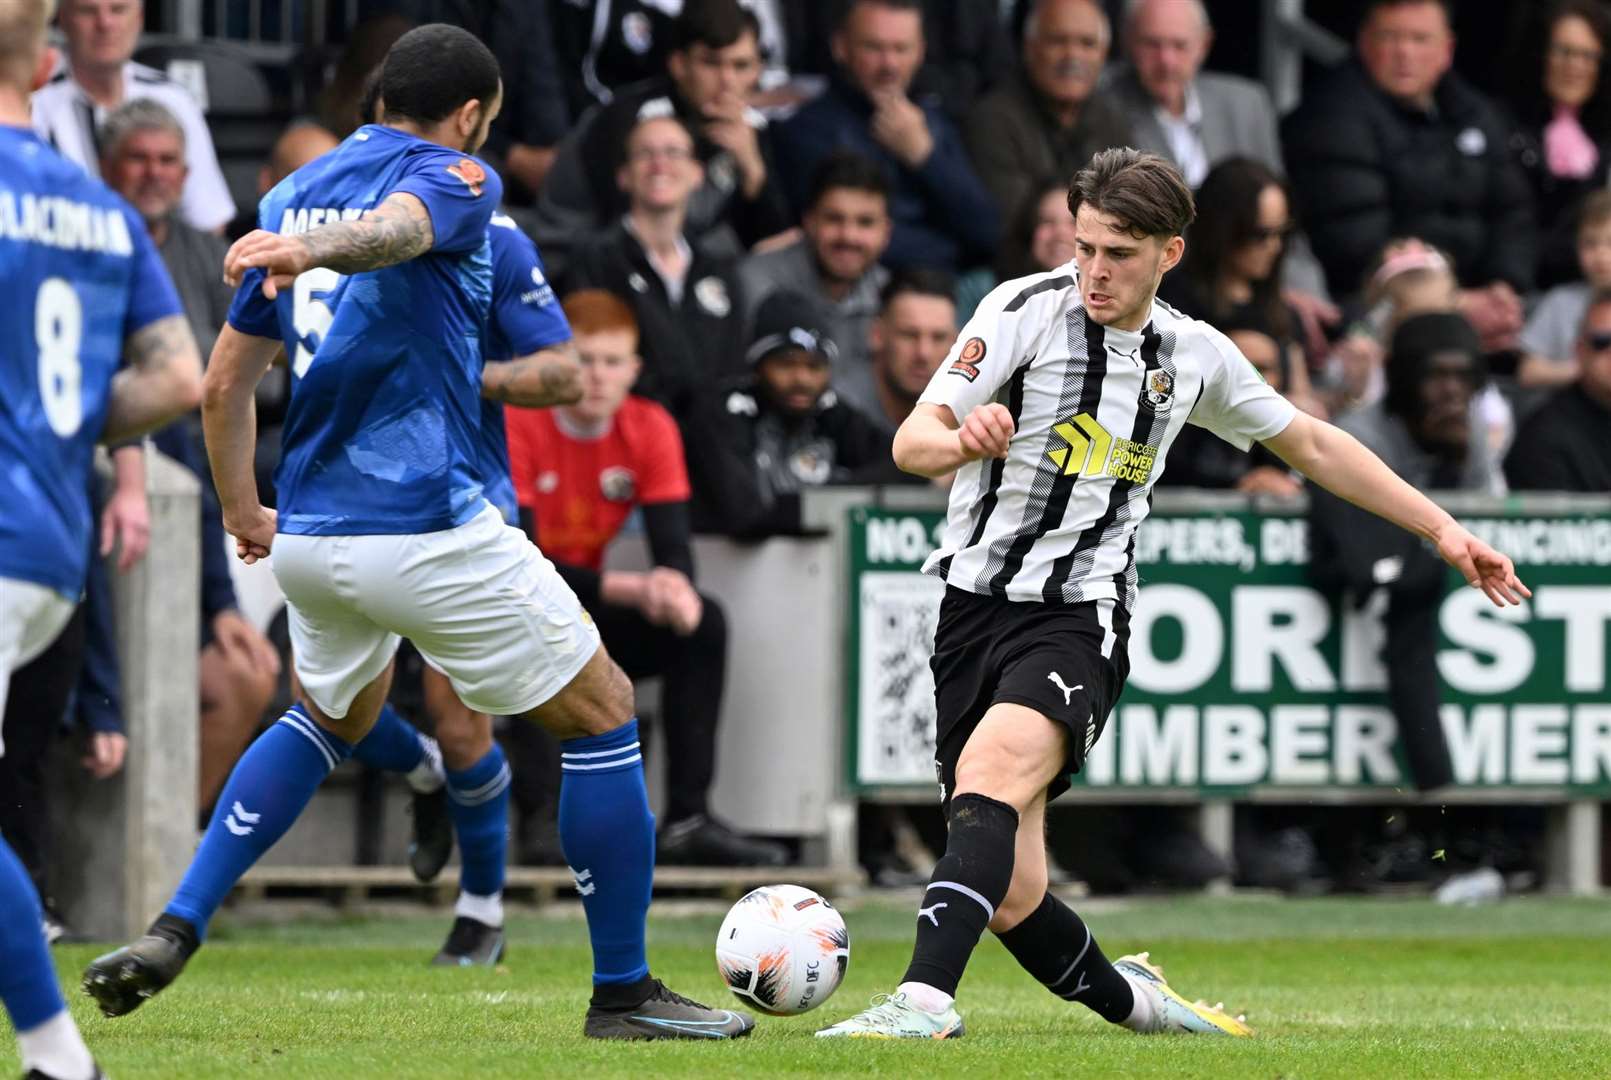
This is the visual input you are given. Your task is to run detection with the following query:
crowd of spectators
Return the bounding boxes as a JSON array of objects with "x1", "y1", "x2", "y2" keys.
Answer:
[{"x1": 9, "y1": 0, "x2": 1611, "y2": 906}]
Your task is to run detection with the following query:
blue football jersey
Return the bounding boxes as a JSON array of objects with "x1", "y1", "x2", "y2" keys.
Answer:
[
  {"x1": 0, "y1": 125, "x2": 183, "y2": 598},
  {"x1": 480, "y1": 213, "x2": 570, "y2": 524},
  {"x1": 227, "y1": 124, "x2": 504, "y2": 536}
]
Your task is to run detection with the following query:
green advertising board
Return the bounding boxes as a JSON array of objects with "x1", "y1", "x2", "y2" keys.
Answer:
[{"x1": 847, "y1": 503, "x2": 1611, "y2": 794}]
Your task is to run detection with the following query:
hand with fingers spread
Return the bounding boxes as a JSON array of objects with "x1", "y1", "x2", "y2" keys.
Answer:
[
  {"x1": 1432, "y1": 521, "x2": 1531, "y2": 607},
  {"x1": 212, "y1": 609, "x2": 283, "y2": 678},
  {"x1": 224, "y1": 229, "x2": 313, "y2": 299},
  {"x1": 957, "y1": 402, "x2": 1015, "y2": 462}
]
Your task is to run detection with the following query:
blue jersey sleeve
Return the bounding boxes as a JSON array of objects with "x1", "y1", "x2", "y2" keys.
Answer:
[
  {"x1": 225, "y1": 267, "x2": 280, "y2": 338},
  {"x1": 121, "y1": 205, "x2": 185, "y2": 338},
  {"x1": 488, "y1": 222, "x2": 570, "y2": 358},
  {"x1": 393, "y1": 149, "x2": 503, "y2": 255}
]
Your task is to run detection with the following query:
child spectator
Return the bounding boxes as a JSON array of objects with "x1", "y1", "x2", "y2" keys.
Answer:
[
  {"x1": 503, "y1": 289, "x2": 787, "y2": 868},
  {"x1": 1517, "y1": 189, "x2": 1611, "y2": 389}
]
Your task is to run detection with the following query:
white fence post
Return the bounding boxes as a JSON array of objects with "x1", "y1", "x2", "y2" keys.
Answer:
[{"x1": 52, "y1": 449, "x2": 199, "y2": 940}]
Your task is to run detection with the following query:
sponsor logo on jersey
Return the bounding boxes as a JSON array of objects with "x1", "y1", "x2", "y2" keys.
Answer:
[
  {"x1": 949, "y1": 336, "x2": 986, "y2": 382},
  {"x1": 447, "y1": 158, "x2": 487, "y2": 196},
  {"x1": 1046, "y1": 412, "x2": 1157, "y2": 483}
]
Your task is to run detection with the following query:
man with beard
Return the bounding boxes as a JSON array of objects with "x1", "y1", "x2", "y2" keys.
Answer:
[
  {"x1": 964, "y1": 0, "x2": 1131, "y2": 232},
  {"x1": 738, "y1": 150, "x2": 892, "y2": 379},
  {"x1": 688, "y1": 290, "x2": 893, "y2": 536}
]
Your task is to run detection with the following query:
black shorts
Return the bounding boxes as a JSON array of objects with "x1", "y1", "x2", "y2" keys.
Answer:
[{"x1": 930, "y1": 586, "x2": 1129, "y2": 807}]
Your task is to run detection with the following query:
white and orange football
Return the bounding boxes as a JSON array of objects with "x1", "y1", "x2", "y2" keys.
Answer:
[{"x1": 714, "y1": 884, "x2": 850, "y2": 1016}]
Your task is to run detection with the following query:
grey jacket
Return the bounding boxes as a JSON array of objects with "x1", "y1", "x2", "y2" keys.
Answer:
[{"x1": 1100, "y1": 64, "x2": 1329, "y2": 299}]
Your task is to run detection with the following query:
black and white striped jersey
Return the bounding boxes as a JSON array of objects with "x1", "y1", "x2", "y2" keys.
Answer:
[{"x1": 918, "y1": 264, "x2": 1296, "y2": 610}]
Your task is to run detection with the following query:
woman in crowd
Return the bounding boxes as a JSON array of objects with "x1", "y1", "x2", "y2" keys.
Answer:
[
  {"x1": 955, "y1": 177, "x2": 1078, "y2": 321},
  {"x1": 1163, "y1": 157, "x2": 1322, "y2": 413},
  {"x1": 1505, "y1": 0, "x2": 1611, "y2": 289}
]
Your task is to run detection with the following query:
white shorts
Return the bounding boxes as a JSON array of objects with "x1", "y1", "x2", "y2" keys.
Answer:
[
  {"x1": 271, "y1": 504, "x2": 600, "y2": 720},
  {"x1": 0, "y1": 576, "x2": 76, "y2": 757}
]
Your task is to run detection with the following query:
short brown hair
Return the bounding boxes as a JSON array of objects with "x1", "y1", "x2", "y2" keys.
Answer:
[
  {"x1": 562, "y1": 289, "x2": 640, "y2": 341},
  {"x1": 1580, "y1": 190, "x2": 1611, "y2": 235},
  {"x1": 1068, "y1": 148, "x2": 1196, "y2": 239},
  {"x1": 0, "y1": 0, "x2": 54, "y2": 85}
]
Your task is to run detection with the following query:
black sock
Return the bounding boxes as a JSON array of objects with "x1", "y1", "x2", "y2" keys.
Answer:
[
  {"x1": 994, "y1": 892, "x2": 1134, "y2": 1022},
  {"x1": 900, "y1": 793, "x2": 1018, "y2": 997}
]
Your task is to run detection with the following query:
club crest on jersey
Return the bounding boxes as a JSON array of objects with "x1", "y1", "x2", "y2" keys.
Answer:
[
  {"x1": 599, "y1": 466, "x2": 636, "y2": 503},
  {"x1": 950, "y1": 337, "x2": 986, "y2": 381},
  {"x1": 446, "y1": 158, "x2": 486, "y2": 196},
  {"x1": 1140, "y1": 368, "x2": 1174, "y2": 411}
]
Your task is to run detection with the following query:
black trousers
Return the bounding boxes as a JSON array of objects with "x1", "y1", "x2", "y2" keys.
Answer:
[
  {"x1": 1384, "y1": 580, "x2": 1455, "y2": 791},
  {"x1": 503, "y1": 592, "x2": 727, "y2": 826},
  {"x1": 0, "y1": 604, "x2": 88, "y2": 903}
]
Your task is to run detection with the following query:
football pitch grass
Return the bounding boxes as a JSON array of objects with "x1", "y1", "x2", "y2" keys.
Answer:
[{"x1": 9, "y1": 895, "x2": 1611, "y2": 1078}]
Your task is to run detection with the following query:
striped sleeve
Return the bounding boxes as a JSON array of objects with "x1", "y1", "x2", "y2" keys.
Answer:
[{"x1": 919, "y1": 273, "x2": 1065, "y2": 421}]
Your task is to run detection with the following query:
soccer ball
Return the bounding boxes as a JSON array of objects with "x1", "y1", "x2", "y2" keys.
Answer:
[{"x1": 714, "y1": 884, "x2": 850, "y2": 1016}]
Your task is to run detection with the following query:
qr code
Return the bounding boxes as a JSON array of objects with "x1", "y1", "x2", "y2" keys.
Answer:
[{"x1": 857, "y1": 572, "x2": 945, "y2": 785}]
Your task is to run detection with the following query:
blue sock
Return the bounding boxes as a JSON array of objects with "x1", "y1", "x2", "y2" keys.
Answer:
[
  {"x1": 559, "y1": 719, "x2": 653, "y2": 986},
  {"x1": 0, "y1": 834, "x2": 65, "y2": 1032},
  {"x1": 446, "y1": 744, "x2": 510, "y2": 902},
  {"x1": 167, "y1": 705, "x2": 352, "y2": 937},
  {"x1": 351, "y1": 702, "x2": 429, "y2": 774}
]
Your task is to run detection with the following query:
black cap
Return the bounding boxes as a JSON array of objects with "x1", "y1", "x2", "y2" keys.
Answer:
[{"x1": 746, "y1": 289, "x2": 839, "y2": 366}]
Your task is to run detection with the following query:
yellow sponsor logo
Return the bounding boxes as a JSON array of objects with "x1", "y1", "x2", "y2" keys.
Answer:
[{"x1": 1046, "y1": 413, "x2": 1157, "y2": 484}]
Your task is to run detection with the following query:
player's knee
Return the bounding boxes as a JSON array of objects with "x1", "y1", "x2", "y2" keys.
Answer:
[
  {"x1": 526, "y1": 650, "x2": 634, "y2": 740},
  {"x1": 953, "y1": 739, "x2": 1030, "y2": 812},
  {"x1": 434, "y1": 712, "x2": 491, "y2": 769},
  {"x1": 301, "y1": 697, "x2": 373, "y2": 746}
]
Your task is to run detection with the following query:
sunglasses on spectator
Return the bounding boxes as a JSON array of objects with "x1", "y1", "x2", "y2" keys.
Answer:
[
  {"x1": 1583, "y1": 330, "x2": 1611, "y2": 353},
  {"x1": 1248, "y1": 222, "x2": 1294, "y2": 244}
]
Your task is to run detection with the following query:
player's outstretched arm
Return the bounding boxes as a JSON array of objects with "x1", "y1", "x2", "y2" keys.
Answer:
[
  {"x1": 1263, "y1": 411, "x2": 1531, "y2": 608},
  {"x1": 482, "y1": 343, "x2": 583, "y2": 407},
  {"x1": 894, "y1": 402, "x2": 1014, "y2": 478},
  {"x1": 202, "y1": 324, "x2": 283, "y2": 564},
  {"x1": 103, "y1": 314, "x2": 204, "y2": 444},
  {"x1": 223, "y1": 192, "x2": 436, "y2": 299}
]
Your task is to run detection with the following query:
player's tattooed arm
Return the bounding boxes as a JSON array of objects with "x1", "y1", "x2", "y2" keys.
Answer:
[
  {"x1": 301, "y1": 191, "x2": 436, "y2": 275},
  {"x1": 102, "y1": 314, "x2": 205, "y2": 443},
  {"x1": 224, "y1": 192, "x2": 436, "y2": 297},
  {"x1": 482, "y1": 342, "x2": 584, "y2": 407}
]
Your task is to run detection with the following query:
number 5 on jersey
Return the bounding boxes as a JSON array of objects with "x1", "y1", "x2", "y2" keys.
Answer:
[{"x1": 291, "y1": 267, "x2": 343, "y2": 378}]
